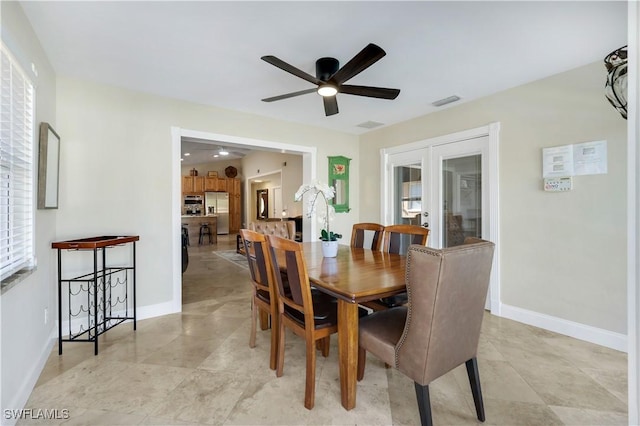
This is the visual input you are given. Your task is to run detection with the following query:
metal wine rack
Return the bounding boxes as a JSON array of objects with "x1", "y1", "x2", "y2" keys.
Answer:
[{"x1": 52, "y1": 236, "x2": 139, "y2": 355}]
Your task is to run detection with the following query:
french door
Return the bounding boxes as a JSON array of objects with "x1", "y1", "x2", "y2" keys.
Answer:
[
  {"x1": 386, "y1": 136, "x2": 488, "y2": 248},
  {"x1": 382, "y1": 126, "x2": 498, "y2": 311}
]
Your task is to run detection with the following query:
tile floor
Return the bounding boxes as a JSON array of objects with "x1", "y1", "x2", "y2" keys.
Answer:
[{"x1": 21, "y1": 235, "x2": 627, "y2": 425}]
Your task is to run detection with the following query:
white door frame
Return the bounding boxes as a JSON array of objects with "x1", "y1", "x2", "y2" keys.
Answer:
[
  {"x1": 380, "y1": 122, "x2": 500, "y2": 313},
  {"x1": 171, "y1": 127, "x2": 316, "y2": 312}
]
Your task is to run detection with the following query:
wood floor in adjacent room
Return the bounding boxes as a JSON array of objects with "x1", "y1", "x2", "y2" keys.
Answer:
[{"x1": 22, "y1": 235, "x2": 627, "y2": 425}]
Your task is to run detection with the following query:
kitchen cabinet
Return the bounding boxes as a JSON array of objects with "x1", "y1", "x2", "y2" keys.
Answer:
[
  {"x1": 203, "y1": 176, "x2": 228, "y2": 192},
  {"x1": 182, "y1": 176, "x2": 204, "y2": 194},
  {"x1": 183, "y1": 175, "x2": 241, "y2": 232},
  {"x1": 228, "y1": 178, "x2": 241, "y2": 233}
]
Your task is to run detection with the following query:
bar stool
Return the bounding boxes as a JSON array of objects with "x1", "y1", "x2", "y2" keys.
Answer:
[
  {"x1": 182, "y1": 224, "x2": 190, "y2": 246},
  {"x1": 199, "y1": 222, "x2": 213, "y2": 245}
]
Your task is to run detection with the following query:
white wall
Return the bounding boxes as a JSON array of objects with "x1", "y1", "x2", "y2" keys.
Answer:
[
  {"x1": 360, "y1": 62, "x2": 627, "y2": 339},
  {"x1": 0, "y1": 1, "x2": 58, "y2": 418},
  {"x1": 628, "y1": 1, "x2": 639, "y2": 421}
]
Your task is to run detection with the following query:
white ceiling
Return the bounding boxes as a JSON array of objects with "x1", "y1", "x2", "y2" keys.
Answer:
[{"x1": 20, "y1": 1, "x2": 627, "y2": 136}]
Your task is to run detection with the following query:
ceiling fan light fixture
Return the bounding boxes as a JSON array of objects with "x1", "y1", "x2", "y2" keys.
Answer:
[{"x1": 317, "y1": 84, "x2": 338, "y2": 97}]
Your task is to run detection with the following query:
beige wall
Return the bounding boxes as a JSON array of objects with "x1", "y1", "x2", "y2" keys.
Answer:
[
  {"x1": 56, "y1": 77, "x2": 359, "y2": 309},
  {"x1": 242, "y1": 151, "x2": 303, "y2": 221},
  {"x1": 360, "y1": 62, "x2": 627, "y2": 335},
  {"x1": 1, "y1": 0, "x2": 58, "y2": 415}
]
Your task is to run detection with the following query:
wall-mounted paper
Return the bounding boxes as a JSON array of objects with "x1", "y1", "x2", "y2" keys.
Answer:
[
  {"x1": 543, "y1": 145, "x2": 574, "y2": 178},
  {"x1": 573, "y1": 140, "x2": 607, "y2": 176},
  {"x1": 542, "y1": 140, "x2": 607, "y2": 178}
]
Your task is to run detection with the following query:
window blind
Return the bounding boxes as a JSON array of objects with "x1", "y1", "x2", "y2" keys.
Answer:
[{"x1": 0, "y1": 44, "x2": 35, "y2": 283}]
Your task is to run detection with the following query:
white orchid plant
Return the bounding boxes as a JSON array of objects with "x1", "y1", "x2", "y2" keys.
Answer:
[{"x1": 294, "y1": 180, "x2": 342, "y2": 241}]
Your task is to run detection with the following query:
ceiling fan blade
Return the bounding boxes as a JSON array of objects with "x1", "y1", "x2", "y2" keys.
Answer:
[
  {"x1": 340, "y1": 85, "x2": 400, "y2": 100},
  {"x1": 323, "y1": 96, "x2": 339, "y2": 116},
  {"x1": 261, "y1": 55, "x2": 321, "y2": 86},
  {"x1": 262, "y1": 88, "x2": 317, "y2": 102},
  {"x1": 329, "y1": 43, "x2": 386, "y2": 85}
]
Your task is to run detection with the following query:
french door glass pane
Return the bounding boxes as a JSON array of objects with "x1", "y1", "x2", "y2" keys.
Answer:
[
  {"x1": 442, "y1": 155, "x2": 481, "y2": 247},
  {"x1": 392, "y1": 164, "x2": 423, "y2": 254},
  {"x1": 394, "y1": 164, "x2": 422, "y2": 226}
]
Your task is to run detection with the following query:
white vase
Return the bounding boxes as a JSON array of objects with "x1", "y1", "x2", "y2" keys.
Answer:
[{"x1": 321, "y1": 240, "x2": 339, "y2": 258}]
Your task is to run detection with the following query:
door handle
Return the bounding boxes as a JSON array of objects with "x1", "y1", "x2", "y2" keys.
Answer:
[
  {"x1": 423, "y1": 212, "x2": 429, "y2": 217},
  {"x1": 422, "y1": 222, "x2": 429, "y2": 228}
]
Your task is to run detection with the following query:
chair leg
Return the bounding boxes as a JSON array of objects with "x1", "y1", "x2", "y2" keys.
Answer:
[
  {"x1": 269, "y1": 310, "x2": 278, "y2": 371},
  {"x1": 259, "y1": 310, "x2": 269, "y2": 330},
  {"x1": 304, "y1": 339, "x2": 316, "y2": 409},
  {"x1": 414, "y1": 382, "x2": 433, "y2": 426},
  {"x1": 249, "y1": 298, "x2": 257, "y2": 349},
  {"x1": 357, "y1": 347, "x2": 366, "y2": 381},
  {"x1": 276, "y1": 314, "x2": 285, "y2": 377},
  {"x1": 465, "y1": 357, "x2": 485, "y2": 422},
  {"x1": 320, "y1": 336, "x2": 330, "y2": 357}
]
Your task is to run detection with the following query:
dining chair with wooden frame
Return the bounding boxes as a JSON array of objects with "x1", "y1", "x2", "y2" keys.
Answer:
[
  {"x1": 266, "y1": 234, "x2": 339, "y2": 409},
  {"x1": 240, "y1": 229, "x2": 279, "y2": 371},
  {"x1": 363, "y1": 224, "x2": 430, "y2": 311},
  {"x1": 382, "y1": 224, "x2": 429, "y2": 255},
  {"x1": 350, "y1": 222, "x2": 384, "y2": 251}
]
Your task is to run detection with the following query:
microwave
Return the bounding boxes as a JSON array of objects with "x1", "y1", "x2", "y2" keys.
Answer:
[{"x1": 184, "y1": 195, "x2": 203, "y2": 205}]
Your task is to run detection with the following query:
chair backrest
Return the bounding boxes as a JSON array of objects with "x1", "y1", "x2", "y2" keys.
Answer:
[
  {"x1": 395, "y1": 238, "x2": 495, "y2": 385},
  {"x1": 382, "y1": 224, "x2": 429, "y2": 255},
  {"x1": 250, "y1": 220, "x2": 296, "y2": 240},
  {"x1": 350, "y1": 223, "x2": 384, "y2": 250},
  {"x1": 239, "y1": 229, "x2": 276, "y2": 299},
  {"x1": 266, "y1": 235, "x2": 315, "y2": 324}
]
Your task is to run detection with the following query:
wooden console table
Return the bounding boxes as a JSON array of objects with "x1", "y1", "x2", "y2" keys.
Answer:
[{"x1": 52, "y1": 235, "x2": 139, "y2": 355}]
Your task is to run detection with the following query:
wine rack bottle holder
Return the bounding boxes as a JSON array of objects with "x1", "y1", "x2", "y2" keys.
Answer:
[{"x1": 52, "y1": 236, "x2": 139, "y2": 355}]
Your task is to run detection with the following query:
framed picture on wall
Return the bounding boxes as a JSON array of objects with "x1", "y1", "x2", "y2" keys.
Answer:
[{"x1": 328, "y1": 156, "x2": 351, "y2": 213}]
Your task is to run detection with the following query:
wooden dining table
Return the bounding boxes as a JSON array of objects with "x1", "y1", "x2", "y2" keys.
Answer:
[{"x1": 299, "y1": 242, "x2": 406, "y2": 410}]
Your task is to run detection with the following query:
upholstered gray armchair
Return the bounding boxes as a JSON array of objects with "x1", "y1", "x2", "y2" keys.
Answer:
[{"x1": 357, "y1": 238, "x2": 495, "y2": 426}]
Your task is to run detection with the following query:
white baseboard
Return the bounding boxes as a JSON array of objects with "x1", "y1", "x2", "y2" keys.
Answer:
[
  {"x1": 6, "y1": 300, "x2": 180, "y2": 426},
  {"x1": 59, "y1": 300, "x2": 180, "y2": 337},
  {"x1": 3, "y1": 338, "x2": 55, "y2": 426},
  {"x1": 499, "y1": 303, "x2": 627, "y2": 352}
]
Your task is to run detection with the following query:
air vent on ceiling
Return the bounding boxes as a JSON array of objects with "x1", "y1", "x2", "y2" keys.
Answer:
[
  {"x1": 357, "y1": 120, "x2": 385, "y2": 129},
  {"x1": 432, "y1": 95, "x2": 461, "y2": 107}
]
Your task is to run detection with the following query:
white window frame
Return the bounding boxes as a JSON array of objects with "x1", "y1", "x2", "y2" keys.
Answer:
[{"x1": 0, "y1": 43, "x2": 36, "y2": 288}]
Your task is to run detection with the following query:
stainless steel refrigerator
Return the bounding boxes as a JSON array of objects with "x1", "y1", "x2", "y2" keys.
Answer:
[{"x1": 205, "y1": 192, "x2": 229, "y2": 235}]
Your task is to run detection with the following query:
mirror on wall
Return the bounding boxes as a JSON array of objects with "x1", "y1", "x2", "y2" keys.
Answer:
[
  {"x1": 38, "y1": 122, "x2": 61, "y2": 209},
  {"x1": 257, "y1": 189, "x2": 269, "y2": 219},
  {"x1": 328, "y1": 156, "x2": 351, "y2": 213}
]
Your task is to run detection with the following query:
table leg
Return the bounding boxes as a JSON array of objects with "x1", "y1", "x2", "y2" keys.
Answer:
[{"x1": 337, "y1": 299, "x2": 358, "y2": 410}]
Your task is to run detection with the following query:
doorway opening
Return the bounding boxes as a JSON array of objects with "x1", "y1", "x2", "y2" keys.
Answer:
[{"x1": 171, "y1": 127, "x2": 316, "y2": 311}]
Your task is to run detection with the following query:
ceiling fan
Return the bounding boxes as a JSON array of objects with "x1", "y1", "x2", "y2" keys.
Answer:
[{"x1": 261, "y1": 43, "x2": 400, "y2": 116}]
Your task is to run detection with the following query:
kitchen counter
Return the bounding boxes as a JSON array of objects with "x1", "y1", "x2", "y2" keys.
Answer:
[{"x1": 181, "y1": 216, "x2": 217, "y2": 245}]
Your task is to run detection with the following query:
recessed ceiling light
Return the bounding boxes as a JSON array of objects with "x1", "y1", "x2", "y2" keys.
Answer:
[
  {"x1": 213, "y1": 154, "x2": 219, "y2": 158},
  {"x1": 184, "y1": 152, "x2": 190, "y2": 156},
  {"x1": 180, "y1": 158, "x2": 183, "y2": 161}
]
